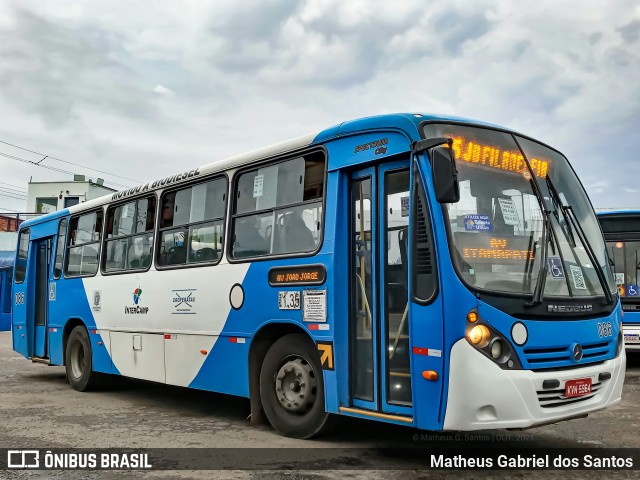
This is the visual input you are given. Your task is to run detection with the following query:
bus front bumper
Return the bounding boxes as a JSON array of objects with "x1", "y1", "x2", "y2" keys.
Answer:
[{"x1": 442, "y1": 339, "x2": 626, "y2": 431}]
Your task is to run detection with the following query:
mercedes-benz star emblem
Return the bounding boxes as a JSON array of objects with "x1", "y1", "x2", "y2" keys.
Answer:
[{"x1": 572, "y1": 343, "x2": 583, "y2": 362}]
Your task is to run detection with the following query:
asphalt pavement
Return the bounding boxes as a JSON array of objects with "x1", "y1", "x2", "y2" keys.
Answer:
[{"x1": 0, "y1": 331, "x2": 638, "y2": 479}]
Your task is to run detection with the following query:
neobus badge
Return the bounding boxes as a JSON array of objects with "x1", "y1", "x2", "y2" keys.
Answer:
[{"x1": 547, "y1": 304, "x2": 593, "y2": 313}]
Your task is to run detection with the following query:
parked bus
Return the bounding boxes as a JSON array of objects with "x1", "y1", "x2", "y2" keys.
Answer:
[
  {"x1": 598, "y1": 210, "x2": 640, "y2": 351},
  {"x1": 12, "y1": 114, "x2": 625, "y2": 438}
]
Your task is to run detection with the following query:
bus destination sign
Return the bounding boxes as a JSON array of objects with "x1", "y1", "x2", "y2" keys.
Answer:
[
  {"x1": 268, "y1": 265, "x2": 327, "y2": 286},
  {"x1": 447, "y1": 136, "x2": 550, "y2": 178}
]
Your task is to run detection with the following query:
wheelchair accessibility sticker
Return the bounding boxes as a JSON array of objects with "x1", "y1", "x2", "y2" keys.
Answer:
[
  {"x1": 548, "y1": 257, "x2": 565, "y2": 279},
  {"x1": 627, "y1": 285, "x2": 639, "y2": 297}
]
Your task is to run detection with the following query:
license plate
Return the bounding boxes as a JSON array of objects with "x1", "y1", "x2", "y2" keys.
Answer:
[
  {"x1": 565, "y1": 378, "x2": 592, "y2": 398},
  {"x1": 624, "y1": 334, "x2": 640, "y2": 344},
  {"x1": 278, "y1": 291, "x2": 300, "y2": 310}
]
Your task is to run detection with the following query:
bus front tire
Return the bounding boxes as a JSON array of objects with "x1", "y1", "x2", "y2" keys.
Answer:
[
  {"x1": 259, "y1": 333, "x2": 331, "y2": 439},
  {"x1": 65, "y1": 326, "x2": 99, "y2": 391}
]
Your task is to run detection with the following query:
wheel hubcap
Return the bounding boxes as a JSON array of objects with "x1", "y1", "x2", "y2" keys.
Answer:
[
  {"x1": 275, "y1": 357, "x2": 317, "y2": 413},
  {"x1": 70, "y1": 341, "x2": 85, "y2": 379}
]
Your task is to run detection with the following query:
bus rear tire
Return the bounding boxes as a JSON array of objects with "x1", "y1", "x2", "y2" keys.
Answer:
[
  {"x1": 65, "y1": 325, "x2": 99, "y2": 392},
  {"x1": 259, "y1": 333, "x2": 331, "y2": 439}
]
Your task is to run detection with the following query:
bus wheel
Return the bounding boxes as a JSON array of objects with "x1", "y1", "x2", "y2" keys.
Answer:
[
  {"x1": 260, "y1": 333, "x2": 331, "y2": 439},
  {"x1": 65, "y1": 326, "x2": 99, "y2": 391}
]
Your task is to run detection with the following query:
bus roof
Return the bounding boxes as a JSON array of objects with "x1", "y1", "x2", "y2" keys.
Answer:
[
  {"x1": 19, "y1": 112, "x2": 519, "y2": 229},
  {"x1": 597, "y1": 210, "x2": 640, "y2": 217}
]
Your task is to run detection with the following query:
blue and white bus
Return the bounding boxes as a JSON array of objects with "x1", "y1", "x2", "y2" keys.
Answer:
[
  {"x1": 12, "y1": 114, "x2": 625, "y2": 438},
  {"x1": 598, "y1": 210, "x2": 640, "y2": 351}
]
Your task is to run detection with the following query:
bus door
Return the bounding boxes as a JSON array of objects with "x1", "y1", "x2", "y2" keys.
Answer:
[
  {"x1": 33, "y1": 238, "x2": 52, "y2": 359},
  {"x1": 348, "y1": 160, "x2": 417, "y2": 418}
]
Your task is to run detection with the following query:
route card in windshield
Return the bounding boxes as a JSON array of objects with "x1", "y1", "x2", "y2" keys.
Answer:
[{"x1": 464, "y1": 215, "x2": 493, "y2": 231}]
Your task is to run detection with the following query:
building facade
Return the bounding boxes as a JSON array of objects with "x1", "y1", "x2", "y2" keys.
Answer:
[
  {"x1": 0, "y1": 214, "x2": 23, "y2": 232},
  {"x1": 27, "y1": 177, "x2": 116, "y2": 214}
]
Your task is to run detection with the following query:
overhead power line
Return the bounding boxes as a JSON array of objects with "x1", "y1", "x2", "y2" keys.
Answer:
[
  {"x1": 0, "y1": 186, "x2": 27, "y2": 196},
  {"x1": 0, "y1": 192, "x2": 28, "y2": 201},
  {"x1": 0, "y1": 139, "x2": 143, "y2": 184},
  {"x1": 0, "y1": 151, "x2": 133, "y2": 190},
  {"x1": 0, "y1": 181, "x2": 27, "y2": 192},
  {"x1": 0, "y1": 185, "x2": 27, "y2": 196}
]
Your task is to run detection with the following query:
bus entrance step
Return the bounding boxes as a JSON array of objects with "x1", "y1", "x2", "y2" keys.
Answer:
[{"x1": 31, "y1": 356, "x2": 50, "y2": 365}]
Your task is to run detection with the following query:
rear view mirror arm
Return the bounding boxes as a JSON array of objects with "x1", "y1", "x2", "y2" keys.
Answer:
[{"x1": 411, "y1": 137, "x2": 452, "y2": 154}]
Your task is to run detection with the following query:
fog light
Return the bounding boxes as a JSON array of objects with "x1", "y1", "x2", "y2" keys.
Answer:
[
  {"x1": 468, "y1": 325, "x2": 491, "y2": 348},
  {"x1": 491, "y1": 340, "x2": 503, "y2": 359}
]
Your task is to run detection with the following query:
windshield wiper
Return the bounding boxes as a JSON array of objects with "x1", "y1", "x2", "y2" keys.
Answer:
[
  {"x1": 561, "y1": 202, "x2": 614, "y2": 304},
  {"x1": 526, "y1": 213, "x2": 551, "y2": 306},
  {"x1": 545, "y1": 176, "x2": 576, "y2": 247},
  {"x1": 510, "y1": 136, "x2": 564, "y2": 306}
]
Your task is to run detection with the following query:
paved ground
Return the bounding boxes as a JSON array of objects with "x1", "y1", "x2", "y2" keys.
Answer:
[{"x1": 0, "y1": 331, "x2": 638, "y2": 479}]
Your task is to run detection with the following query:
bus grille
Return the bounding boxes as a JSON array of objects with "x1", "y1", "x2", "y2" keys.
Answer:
[
  {"x1": 537, "y1": 381, "x2": 605, "y2": 408},
  {"x1": 523, "y1": 341, "x2": 611, "y2": 369},
  {"x1": 415, "y1": 193, "x2": 433, "y2": 275}
]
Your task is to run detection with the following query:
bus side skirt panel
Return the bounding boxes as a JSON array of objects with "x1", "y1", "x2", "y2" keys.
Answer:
[{"x1": 47, "y1": 276, "x2": 117, "y2": 374}]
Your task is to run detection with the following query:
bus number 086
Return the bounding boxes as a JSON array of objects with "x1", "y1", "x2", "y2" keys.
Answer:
[{"x1": 597, "y1": 322, "x2": 612, "y2": 338}]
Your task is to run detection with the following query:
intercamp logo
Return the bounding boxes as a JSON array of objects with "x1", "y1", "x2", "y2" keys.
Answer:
[
  {"x1": 133, "y1": 287, "x2": 143, "y2": 305},
  {"x1": 8, "y1": 450, "x2": 39, "y2": 468}
]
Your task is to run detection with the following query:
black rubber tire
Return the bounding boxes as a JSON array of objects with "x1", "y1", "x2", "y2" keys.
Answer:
[
  {"x1": 65, "y1": 325, "x2": 100, "y2": 391},
  {"x1": 260, "y1": 333, "x2": 331, "y2": 439}
]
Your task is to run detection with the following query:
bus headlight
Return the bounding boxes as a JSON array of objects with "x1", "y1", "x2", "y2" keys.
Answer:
[
  {"x1": 468, "y1": 324, "x2": 491, "y2": 348},
  {"x1": 465, "y1": 310, "x2": 522, "y2": 370},
  {"x1": 491, "y1": 339, "x2": 503, "y2": 359}
]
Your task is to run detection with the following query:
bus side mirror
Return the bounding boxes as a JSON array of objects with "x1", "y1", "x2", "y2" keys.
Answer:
[{"x1": 431, "y1": 146, "x2": 460, "y2": 203}]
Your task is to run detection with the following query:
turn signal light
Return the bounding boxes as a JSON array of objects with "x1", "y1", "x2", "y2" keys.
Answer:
[
  {"x1": 467, "y1": 311, "x2": 478, "y2": 323},
  {"x1": 422, "y1": 370, "x2": 439, "y2": 381},
  {"x1": 200, "y1": 350, "x2": 208, "y2": 355}
]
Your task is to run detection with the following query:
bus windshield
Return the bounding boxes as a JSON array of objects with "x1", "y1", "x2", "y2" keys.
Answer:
[
  {"x1": 423, "y1": 123, "x2": 615, "y2": 299},
  {"x1": 606, "y1": 240, "x2": 640, "y2": 299}
]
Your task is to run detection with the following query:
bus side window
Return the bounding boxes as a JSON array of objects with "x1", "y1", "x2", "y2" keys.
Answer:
[
  {"x1": 103, "y1": 196, "x2": 156, "y2": 273},
  {"x1": 412, "y1": 168, "x2": 438, "y2": 303},
  {"x1": 157, "y1": 177, "x2": 226, "y2": 267},
  {"x1": 231, "y1": 152, "x2": 325, "y2": 259},
  {"x1": 15, "y1": 228, "x2": 30, "y2": 284},
  {"x1": 66, "y1": 211, "x2": 103, "y2": 277}
]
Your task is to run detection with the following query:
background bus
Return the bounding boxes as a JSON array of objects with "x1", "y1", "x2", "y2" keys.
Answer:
[
  {"x1": 12, "y1": 113, "x2": 625, "y2": 438},
  {"x1": 598, "y1": 210, "x2": 640, "y2": 351}
]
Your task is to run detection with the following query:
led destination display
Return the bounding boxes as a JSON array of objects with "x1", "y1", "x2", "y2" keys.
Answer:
[
  {"x1": 455, "y1": 233, "x2": 536, "y2": 264},
  {"x1": 447, "y1": 136, "x2": 550, "y2": 178}
]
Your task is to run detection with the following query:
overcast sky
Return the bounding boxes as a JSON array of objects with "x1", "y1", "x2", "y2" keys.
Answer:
[{"x1": 0, "y1": 0, "x2": 638, "y2": 212}]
